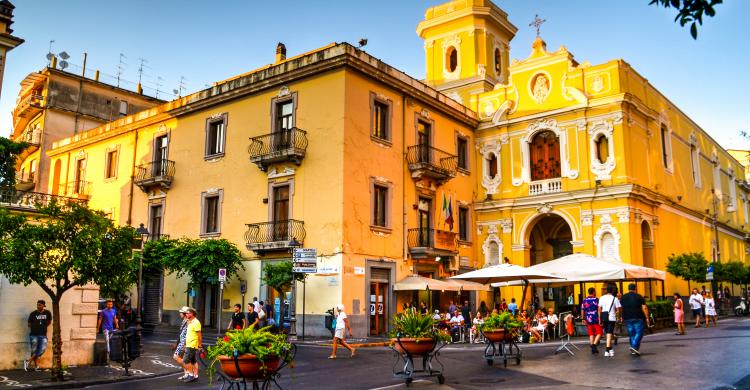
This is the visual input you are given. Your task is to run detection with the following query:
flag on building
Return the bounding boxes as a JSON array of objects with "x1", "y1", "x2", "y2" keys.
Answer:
[{"x1": 445, "y1": 193, "x2": 454, "y2": 231}]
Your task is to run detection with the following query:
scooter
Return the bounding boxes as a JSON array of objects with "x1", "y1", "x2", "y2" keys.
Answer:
[{"x1": 735, "y1": 297, "x2": 748, "y2": 316}]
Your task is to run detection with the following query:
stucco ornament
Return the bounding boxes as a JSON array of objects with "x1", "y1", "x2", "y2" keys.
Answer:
[
  {"x1": 588, "y1": 120, "x2": 616, "y2": 180},
  {"x1": 478, "y1": 139, "x2": 502, "y2": 195},
  {"x1": 591, "y1": 76, "x2": 604, "y2": 93},
  {"x1": 531, "y1": 73, "x2": 550, "y2": 103}
]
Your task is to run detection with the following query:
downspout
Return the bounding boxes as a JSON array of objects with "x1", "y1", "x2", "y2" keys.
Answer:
[
  {"x1": 402, "y1": 93, "x2": 409, "y2": 273},
  {"x1": 126, "y1": 128, "x2": 139, "y2": 225}
]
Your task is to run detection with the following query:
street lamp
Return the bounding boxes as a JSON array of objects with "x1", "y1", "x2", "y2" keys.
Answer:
[{"x1": 134, "y1": 223, "x2": 149, "y2": 329}]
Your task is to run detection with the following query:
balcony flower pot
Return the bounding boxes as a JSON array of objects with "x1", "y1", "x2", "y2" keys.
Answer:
[{"x1": 218, "y1": 354, "x2": 280, "y2": 379}]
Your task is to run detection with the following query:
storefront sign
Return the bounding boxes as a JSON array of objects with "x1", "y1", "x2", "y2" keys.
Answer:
[{"x1": 354, "y1": 266, "x2": 365, "y2": 275}]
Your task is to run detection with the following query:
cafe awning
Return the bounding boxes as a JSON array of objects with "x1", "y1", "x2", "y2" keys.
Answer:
[
  {"x1": 441, "y1": 278, "x2": 491, "y2": 291},
  {"x1": 393, "y1": 275, "x2": 460, "y2": 291},
  {"x1": 450, "y1": 263, "x2": 564, "y2": 285}
]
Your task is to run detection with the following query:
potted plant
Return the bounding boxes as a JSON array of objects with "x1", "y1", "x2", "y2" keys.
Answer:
[
  {"x1": 206, "y1": 325, "x2": 292, "y2": 383},
  {"x1": 481, "y1": 312, "x2": 523, "y2": 342},
  {"x1": 389, "y1": 310, "x2": 450, "y2": 355}
]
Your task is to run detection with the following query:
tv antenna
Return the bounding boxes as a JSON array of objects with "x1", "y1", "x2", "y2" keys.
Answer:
[
  {"x1": 155, "y1": 76, "x2": 164, "y2": 99},
  {"x1": 137, "y1": 57, "x2": 150, "y2": 84},
  {"x1": 116, "y1": 53, "x2": 127, "y2": 87},
  {"x1": 173, "y1": 76, "x2": 186, "y2": 97},
  {"x1": 46, "y1": 40, "x2": 55, "y2": 65}
]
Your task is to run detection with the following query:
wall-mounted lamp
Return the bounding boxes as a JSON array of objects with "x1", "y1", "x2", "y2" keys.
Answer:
[
  {"x1": 262, "y1": 198, "x2": 269, "y2": 204},
  {"x1": 435, "y1": 256, "x2": 441, "y2": 262},
  {"x1": 595, "y1": 180, "x2": 602, "y2": 186},
  {"x1": 677, "y1": 195, "x2": 683, "y2": 201}
]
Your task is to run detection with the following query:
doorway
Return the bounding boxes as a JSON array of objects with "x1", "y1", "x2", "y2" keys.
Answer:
[{"x1": 369, "y1": 267, "x2": 390, "y2": 336}]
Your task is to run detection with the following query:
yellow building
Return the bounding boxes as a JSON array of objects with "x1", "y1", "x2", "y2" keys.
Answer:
[
  {"x1": 0, "y1": 0, "x2": 23, "y2": 102},
  {"x1": 15, "y1": 0, "x2": 748, "y2": 337},
  {"x1": 44, "y1": 43, "x2": 478, "y2": 336},
  {"x1": 421, "y1": 1, "x2": 750, "y2": 305}
]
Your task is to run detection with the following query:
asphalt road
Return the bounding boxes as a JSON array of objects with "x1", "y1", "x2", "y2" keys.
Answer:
[{"x1": 86, "y1": 316, "x2": 750, "y2": 390}]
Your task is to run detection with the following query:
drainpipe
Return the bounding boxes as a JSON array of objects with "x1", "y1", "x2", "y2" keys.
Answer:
[
  {"x1": 402, "y1": 93, "x2": 409, "y2": 273},
  {"x1": 126, "y1": 128, "x2": 139, "y2": 225}
]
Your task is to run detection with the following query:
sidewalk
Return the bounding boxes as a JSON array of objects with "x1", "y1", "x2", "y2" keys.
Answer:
[{"x1": 0, "y1": 343, "x2": 180, "y2": 389}]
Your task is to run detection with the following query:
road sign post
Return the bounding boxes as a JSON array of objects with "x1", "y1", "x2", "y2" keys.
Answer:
[
  {"x1": 217, "y1": 268, "x2": 227, "y2": 334},
  {"x1": 292, "y1": 249, "x2": 316, "y2": 340}
]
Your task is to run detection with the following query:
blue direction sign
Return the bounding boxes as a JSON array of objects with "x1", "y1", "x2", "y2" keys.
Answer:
[{"x1": 293, "y1": 248, "x2": 317, "y2": 273}]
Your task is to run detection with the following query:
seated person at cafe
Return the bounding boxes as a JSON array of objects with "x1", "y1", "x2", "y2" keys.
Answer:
[
  {"x1": 471, "y1": 312, "x2": 484, "y2": 342},
  {"x1": 449, "y1": 309, "x2": 465, "y2": 341},
  {"x1": 546, "y1": 307, "x2": 559, "y2": 337},
  {"x1": 530, "y1": 309, "x2": 548, "y2": 341},
  {"x1": 432, "y1": 310, "x2": 442, "y2": 320}
]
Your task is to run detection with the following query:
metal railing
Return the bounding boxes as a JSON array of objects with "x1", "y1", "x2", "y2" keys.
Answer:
[
  {"x1": 244, "y1": 219, "x2": 306, "y2": 248},
  {"x1": 61, "y1": 181, "x2": 92, "y2": 197},
  {"x1": 528, "y1": 178, "x2": 562, "y2": 196},
  {"x1": 407, "y1": 228, "x2": 435, "y2": 248},
  {"x1": 134, "y1": 160, "x2": 175, "y2": 187},
  {"x1": 406, "y1": 144, "x2": 457, "y2": 176},
  {"x1": 16, "y1": 171, "x2": 36, "y2": 184},
  {"x1": 19, "y1": 127, "x2": 41, "y2": 146},
  {"x1": 248, "y1": 128, "x2": 308, "y2": 169},
  {"x1": 0, "y1": 189, "x2": 87, "y2": 208},
  {"x1": 15, "y1": 93, "x2": 44, "y2": 113}
]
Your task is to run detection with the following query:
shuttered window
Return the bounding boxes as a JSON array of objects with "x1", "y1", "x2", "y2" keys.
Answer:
[{"x1": 601, "y1": 232, "x2": 616, "y2": 260}]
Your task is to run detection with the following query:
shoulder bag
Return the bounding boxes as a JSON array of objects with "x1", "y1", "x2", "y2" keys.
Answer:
[{"x1": 599, "y1": 296, "x2": 615, "y2": 324}]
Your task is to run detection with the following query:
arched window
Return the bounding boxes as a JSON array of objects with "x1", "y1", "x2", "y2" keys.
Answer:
[
  {"x1": 530, "y1": 131, "x2": 561, "y2": 181},
  {"x1": 494, "y1": 48, "x2": 501, "y2": 76},
  {"x1": 595, "y1": 134, "x2": 609, "y2": 164},
  {"x1": 487, "y1": 241, "x2": 499, "y2": 266},
  {"x1": 600, "y1": 232, "x2": 616, "y2": 260},
  {"x1": 488, "y1": 153, "x2": 498, "y2": 179},
  {"x1": 446, "y1": 46, "x2": 458, "y2": 73}
]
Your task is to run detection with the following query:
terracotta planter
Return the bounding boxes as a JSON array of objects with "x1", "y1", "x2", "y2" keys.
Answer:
[
  {"x1": 391, "y1": 337, "x2": 436, "y2": 355},
  {"x1": 218, "y1": 354, "x2": 280, "y2": 379},
  {"x1": 483, "y1": 329, "x2": 515, "y2": 342}
]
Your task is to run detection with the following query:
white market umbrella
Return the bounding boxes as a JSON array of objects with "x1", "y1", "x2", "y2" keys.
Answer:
[
  {"x1": 394, "y1": 274, "x2": 460, "y2": 292},
  {"x1": 451, "y1": 263, "x2": 563, "y2": 309},
  {"x1": 441, "y1": 278, "x2": 491, "y2": 292}
]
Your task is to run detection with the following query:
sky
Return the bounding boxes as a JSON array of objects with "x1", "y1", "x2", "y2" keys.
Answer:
[{"x1": 2, "y1": 1, "x2": 748, "y2": 149}]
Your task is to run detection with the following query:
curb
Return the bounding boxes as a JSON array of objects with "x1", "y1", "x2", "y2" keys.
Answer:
[{"x1": 21, "y1": 369, "x2": 181, "y2": 389}]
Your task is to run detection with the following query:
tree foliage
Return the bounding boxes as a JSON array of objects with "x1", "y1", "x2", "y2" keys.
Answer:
[
  {"x1": 722, "y1": 261, "x2": 749, "y2": 285},
  {"x1": 261, "y1": 261, "x2": 305, "y2": 296},
  {"x1": 649, "y1": 0, "x2": 723, "y2": 39},
  {"x1": 666, "y1": 252, "x2": 709, "y2": 290},
  {"x1": 0, "y1": 200, "x2": 138, "y2": 381},
  {"x1": 145, "y1": 237, "x2": 244, "y2": 290},
  {"x1": 0, "y1": 136, "x2": 28, "y2": 190}
]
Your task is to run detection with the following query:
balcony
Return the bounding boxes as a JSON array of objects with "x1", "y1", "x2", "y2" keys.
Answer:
[
  {"x1": 248, "y1": 128, "x2": 308, "y2": 171},
  {"x1": 244, "y1": 219, "x2": 306, "y2": 254},
  {"x1": 0, "y1": 189, "x2": 87, "y2": 210},
  {"x1": 528, "y1": 178, "x2": 562, "y2": 196},
  {"x1": 13, "y1": 94, "x2": 44, "y2": 131},
  {"x1": 18, "y1": 126, "x2": 41, "y2": 149},
  {"x1": 406, "y1": 145, "x2": 457, "y2": 184},
  {"x1": 407, "y1": 228, "x2": 458, "y2": 259},
  {"x1": 15, "y1": 172, "x2": 36, "y2": 191},
  {"x1": 60, "y1": 181, "x2": 92, "y2": 200},
  {"x1": 134, "y1": 160, "x2": 175, "y2": 192}
]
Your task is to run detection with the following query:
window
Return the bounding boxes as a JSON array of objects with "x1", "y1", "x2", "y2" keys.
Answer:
[
  {"x1": 118, "y1": 101, "x2": 128, "y2": 117},
  {"x1": 372, "y1": 98, "x2": 390, "y2": 141},
  {"x1": 201, "y1": 190, "x2": 223, "y2": 236},
  {"x1": 595, "y1": 134, "x2": 609, "y2": 164},
  {"x1": 417, "y1": 119, "x2": 432, "y2": 163},
  {"x1": 530, "y1": 131, "x2": 561, "y2": 181},
  {"x1": 29, "y1": 160, "x2": 37, "y2": 182},
  {"x1": 494, "y1": 48, "x2": 502, "y2": 76},
  {"x1": 276, "y1": 101, "x2": 294, "y2": 131},
  {"x1": 445, "y1": 46, "x2": 458, "y2": 73},
  {"x1": 600, "y1": 232, "x2": 616, "y2": 260},
  {"x1": 105, "y1": 149, "x2": 118, "y2": 179},
  {"x1": 728, "y1": 169, "x2": 737, "y2": 212},
  {"x1": 488, "y1": 153, "x2": 498, "y2": 179},
  {"x1": 660, "y1": 124, "x2": 671, "y2": 169},
  {"x1": 205, "y1": 114, "x2": 227, "y2": 158},
  {"x1": 150, "y1": 204, "x2": 163, "y2": 239},
  {"x1": 74, "y1": 158, "x2": 86, "y2": 194},
  {"x1": 373, "y1": 185, "x2": 388, "y2": 228},
  {"x1": 690, "y1": 144, "x2": 701, "y2": 188},
  {"x1": 271, "y1": 184, "x2": 290, "y2": 240},
  {"x1": 458, "y1": 206, "x2": 469, "y2": 242},
  {"x1": 456, "y1": 136, "x2": 468, "y2": 171}
]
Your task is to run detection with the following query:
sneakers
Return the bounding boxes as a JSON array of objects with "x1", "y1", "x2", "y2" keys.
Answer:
[
  {"x1": 604, "y1": 349, "x2": 614, "y2": 357},
  {"x1": 603, "y1": 350, "x2": 611, "y2": 357},
  {"x1": 177, "y1": 373, "x2": 189, "y2": 380},
  {"x1": 23, "y1": 360, "x2": 28, "y2": 372},
  {"x1": 180, "y1": 375, "x2": 194, "y2": 382},
  {"x1": 591, "y1": 345, "x2": 599, "y2": 354},
  {"x1": 629, "y1": 347, "x2": 641, "y2": 356}
]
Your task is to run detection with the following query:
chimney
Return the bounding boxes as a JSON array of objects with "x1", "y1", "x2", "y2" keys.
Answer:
[
  {"x1": 275, "y1": 42, "x2": 286, "y2": 63},
  {"x1": 94, "y1": 70, "x2": 100, "y2": 81}
]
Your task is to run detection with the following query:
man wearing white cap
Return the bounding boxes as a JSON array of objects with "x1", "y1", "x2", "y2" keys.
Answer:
[
  {"x1": 329, "y1": 304, "x2": 355, "y2": 359},
  {"x1": 174, "y1": 306, "x2": 191, "y2": 380}
]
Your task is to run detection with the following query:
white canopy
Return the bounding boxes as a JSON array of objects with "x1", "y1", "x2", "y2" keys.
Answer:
[
  {"x1": 393, "y1": 275, "x2": 460, "y2": 291},
  {"x1": 492, "y1": 253, "x2": 666, "y2": 287},
  {"x1": 450, "y1": 263, "x2": 564, "y2": 285},
  {"x1": 440, "y1": 278, "x2": 491, "y2": 291}
]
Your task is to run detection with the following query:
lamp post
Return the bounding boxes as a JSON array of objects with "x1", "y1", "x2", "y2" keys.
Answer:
[
  {"x1": 289, "y1": 237, "x2": 302, "y2": 338},
  {"x1": 134, "y1": 223, "x2": 150, "y2": 329}
]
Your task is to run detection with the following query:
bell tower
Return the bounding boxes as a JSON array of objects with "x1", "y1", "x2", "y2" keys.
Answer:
[{"x1": 417, "y1": 0, "x2": 517, "y2": 108}]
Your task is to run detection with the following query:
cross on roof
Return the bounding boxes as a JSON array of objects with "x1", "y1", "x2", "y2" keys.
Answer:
[{"x1": 529, "y1": 14, "x2": 546, "y2": 37}]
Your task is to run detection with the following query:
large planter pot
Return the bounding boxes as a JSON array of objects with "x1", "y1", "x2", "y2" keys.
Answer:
[
  {"x1": 391, "y1": 337, "x2": 436, "y2": 355},
  {"x1": 483, "y1": 329, "x2": 515, "y2": 342},
  {"x1": 218, "y1": 354, "x2": 280, "y2": 379}
]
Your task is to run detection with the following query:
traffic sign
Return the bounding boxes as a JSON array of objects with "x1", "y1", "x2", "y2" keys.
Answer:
[
  {"x1": 707, "y1": 265, "x2": 714, "y2": 281},
  {"x1": 218, "y1": 268, "x2": 227, "y2": 282},
  {"x1": 293, "y1": 248, "x2": 317, "y2": 259},
  {"x1": 293, "y1": 262, "x2": 317, "y2": 273}
]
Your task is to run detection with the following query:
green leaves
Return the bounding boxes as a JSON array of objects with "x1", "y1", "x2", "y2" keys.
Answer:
[
  {"x1": 648, "y1": 0, "x2": 723, "y2": 39},
  {"x1": 205, "y1": 326, "x2": 292, "y2": 384},
  {"x1": 261, "y1": 261, "x2": 304, "y2": 296},
  {"x1": 666, "y1": 252, "x2": 709, "y2": 284},
  {"x1": 0, "y1": 137, "x2": 29, "y2": 191},
  {"x1": 390, "y1": 310, "x2": 444, "y2": 340},
  {"x1": 481, "y1": 312, "x2": 523, "y2": 331}
]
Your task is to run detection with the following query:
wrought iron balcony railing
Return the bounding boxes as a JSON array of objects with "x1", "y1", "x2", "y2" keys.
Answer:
[
  {"x1": 134, "y1": 160, "x2": 175, "y2": 191},
  {"x1": 244, "y1": 219, "x2": 306, "y2": 253},
  {"x1": 407, "y1": 227, "x2": 458, "y2": 258},
  {"x1": 406, "y1": 144, "x2": 457, "y2": 184},
  {"x1": 0, "y1": 189, "x2": 87, "y2": 209},
  {"x1": 61, "y1": 181, "x2": 92, "y2": 199},
  {"x1": 248, "y1": 128, "x2": 308, "y2": 171}
]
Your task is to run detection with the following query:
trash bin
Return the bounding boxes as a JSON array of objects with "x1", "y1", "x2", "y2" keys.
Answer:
[
  {"x1": 124, "y1": 327, "x2": 140, "y2": 359},
  {"x1": 324, "y1": 308, "x2": 335, "y2": 336},
  {"x1": 108, "y1": 330, "x2": 123, "y2": 362},
  {"x1": 93, "y1": 334, "x2": 108, "y2": 366}
]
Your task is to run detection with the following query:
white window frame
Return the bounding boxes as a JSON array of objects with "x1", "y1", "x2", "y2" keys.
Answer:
[{"x1": 588, "y1": 120, "x2": 615, "y2": 180}]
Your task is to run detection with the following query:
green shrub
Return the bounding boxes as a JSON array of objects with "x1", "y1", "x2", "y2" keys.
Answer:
[
  {"x1": 646, "y1": 300, "x2": 673, "y2": 319},
  {"x1": 480, "y1": 312, "x2": 523, "y2": 332},
  {"x1": 389, "y1": 310, "x2": 450, "y2": 342}
]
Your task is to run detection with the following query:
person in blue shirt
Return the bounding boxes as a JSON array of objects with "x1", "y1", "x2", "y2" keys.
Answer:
[
  {"x1": 97, "y1": 299, "x2": 119, "y2": 355},
  {"x1": 508, "y1": 298, "x2": 518, "y2": 315}
]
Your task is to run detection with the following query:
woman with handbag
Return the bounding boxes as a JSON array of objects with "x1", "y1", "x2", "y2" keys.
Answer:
[
  {"x1": 173, "y1": 306, "x2": 191, "y2": 380},
  {"x1": 597, "y1": 285, "x2": 621, "y2": 358}
]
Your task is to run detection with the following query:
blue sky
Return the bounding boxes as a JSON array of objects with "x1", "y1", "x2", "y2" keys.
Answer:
[{"x1": 2, "y1": 1, "x2": 747, "y2": 148}]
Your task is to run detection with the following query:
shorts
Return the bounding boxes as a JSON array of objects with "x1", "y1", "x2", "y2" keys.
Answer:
[
  {"x1": 29, "y1": 335, "x2": 48, "y2": 358},
  {"x1": 184, "y1": 347, "x2": 198, "y2": 364},
  {"x1": 334, "y1": 328, "x2": 345, "y2": 339},
  {"x1": 586, "y1": 323, "x2": 603, "y2": 336},
  {"x1": 602, "y1": 320, "x2": 616, "y2": 335},
  {"x1": 692, "y1": 308, "x2": 702, "y2": 317},
  {"x1": 174, "y1": 343, "x2": 185, "y2": 358}
]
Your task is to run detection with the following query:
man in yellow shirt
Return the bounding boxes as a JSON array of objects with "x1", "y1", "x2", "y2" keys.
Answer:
[{"x1": 182, "y1": 307, "x2": 202, "y2": 382}]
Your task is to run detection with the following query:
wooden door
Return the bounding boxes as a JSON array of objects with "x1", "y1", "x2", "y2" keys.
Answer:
[
  {"x1": 530, "y1": 131, "x2": 561, "y2": 181},
  {"x1": 273, "y1": 185, "x2": 290, "y2": 240}
]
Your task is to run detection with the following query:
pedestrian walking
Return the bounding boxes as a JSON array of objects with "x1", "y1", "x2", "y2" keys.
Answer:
[
  {"x1": 182, "y1": 307, "x2": 202, "y2": 382},
  {"x1": 621, "y1": 283, "x2": 650, "y2": 356},
  {"x1": 246, "y1": 303, "x2": 259, "y2": 329},
  {"x1": 598, "y1": 284, "x2": 621, "y2": 357},
  {"x1": 257, "y1": 300, "x2": 267, "y2": 326},
  {"x1": 174, "y1": 306, "x2": 191, "y2": 381},
  {"x1": 97, "y1": 299, "x2": 119, "y2": 355},
  {"x1": 704, "y1": 292, "x2": 717, "y2": 327},
  {"x1": 581, "y1": 287, "x2": 602, "y2": 354},
  {"x1": 228, "y1": 303, "x2": 246, "y2": 331},
  {"x1": 689, "y1": 288, "x2": 704, "y2": 327},
  {"x1": 329, "y1": 304, "x2": 355, "y2": 359},
  {"x1": 25, "y1": 300, "x2": 52, "y2": 371},
  {"x1": 673, "y1": 293, "x2": 686, "y2": 335}
]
